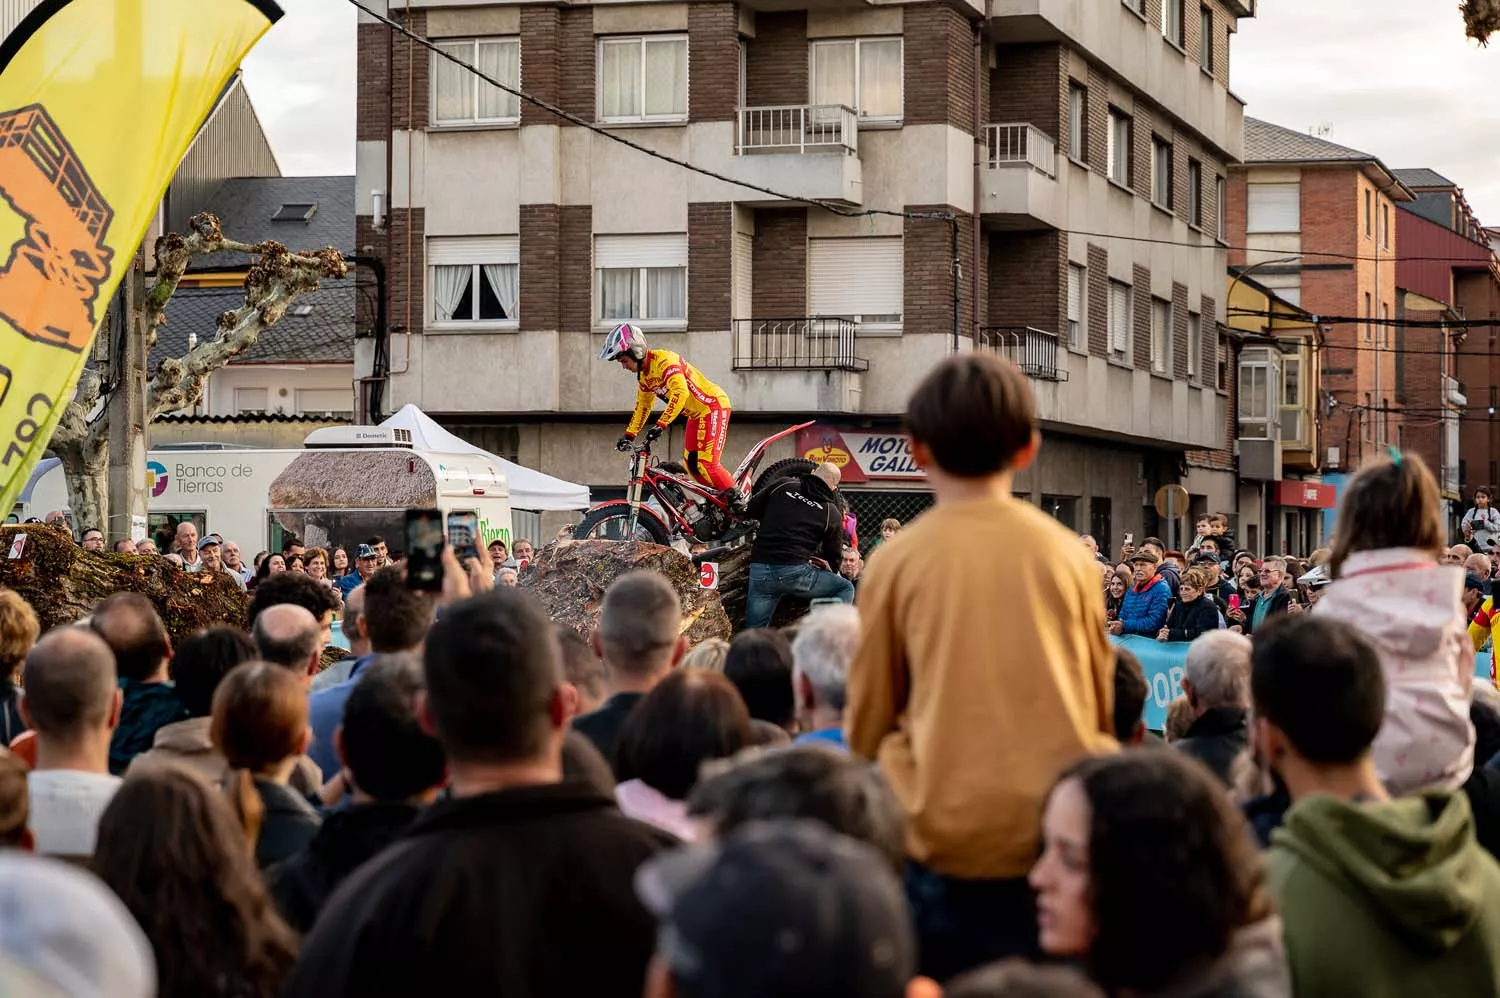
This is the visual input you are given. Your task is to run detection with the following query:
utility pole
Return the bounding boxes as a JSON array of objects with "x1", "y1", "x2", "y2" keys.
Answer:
[{"x1": 106, "y1": 252, "x2": 150, "y2": 544}]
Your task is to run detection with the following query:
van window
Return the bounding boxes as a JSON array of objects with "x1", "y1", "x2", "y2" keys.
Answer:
[
  {"x1": 150, "y1": 512, "x2": 206, "y2": 555},
  {"x1": 271, "y1": 508, "x2": 406, "y2": 561}
]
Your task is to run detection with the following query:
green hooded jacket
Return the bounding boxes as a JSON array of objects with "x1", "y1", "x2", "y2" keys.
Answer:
[{"x1": 1268, "y1": 791, "x2": 1500, "y2": 998}]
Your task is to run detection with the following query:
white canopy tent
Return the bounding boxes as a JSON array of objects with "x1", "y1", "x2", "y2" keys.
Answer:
[{"x1": 380, "y1": 404, "x2": 590, "y2": 512}]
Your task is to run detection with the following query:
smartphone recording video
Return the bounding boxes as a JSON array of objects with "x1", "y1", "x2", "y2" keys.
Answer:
[
  {"x1": 447, "y1": 510, "x2": 479, "y2": 562},
  {"x1": 405, "y1": 508, "x2": 445, "y2": 592}
]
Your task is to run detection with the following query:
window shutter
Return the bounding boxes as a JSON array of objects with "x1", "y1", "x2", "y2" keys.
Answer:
[
  {"x1": 808, "y1": 237, "x2": 903, "y2": 317},
  {"x1": 428, "y1": 236, "x2": 518, "y2": 265},
  {"x1": 595, "y1": 234, "x2": 688, "y2": 269},
  {"x1": 1067, "y1": 265, "x2": 1083, "y2": 321},
  {"x1": 733, "y1": 231, "x2": 753, "y2": 320},
  {"x1": 1246, "y1": 183, "x2": 1300, "y2": 232}
]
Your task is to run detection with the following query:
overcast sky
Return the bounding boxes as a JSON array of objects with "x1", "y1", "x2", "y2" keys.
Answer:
[{"x1": 240, "y1": 0, "x2": 1500, "y2": 221}]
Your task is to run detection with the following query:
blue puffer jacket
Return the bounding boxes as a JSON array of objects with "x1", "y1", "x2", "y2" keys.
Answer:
[{"x1": 1119, "y1": 576, "x2": 1171, "y2": 636}]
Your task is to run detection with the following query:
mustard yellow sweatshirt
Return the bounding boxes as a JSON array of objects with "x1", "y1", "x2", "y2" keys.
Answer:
[{"x1": 847, "y1": 496, "x2": 1117, "y2": 879}]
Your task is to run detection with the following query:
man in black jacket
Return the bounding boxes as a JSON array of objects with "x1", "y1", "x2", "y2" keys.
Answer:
[
  {"x1": 1243, "y1": 556, "x2": 1293, "y2": 635},
  {"x1": 743, "y1": 463, "x2": 854, "y2": 628},
  {"x1": 282, "y1": 589, "x2": 674, "y2": 998},
  {"x1": 266, "y1": 652, "x2": 446, "y2": 932},
  {"x1": 1173, "y1": 630, "x2": 1252, "y2": 787}
]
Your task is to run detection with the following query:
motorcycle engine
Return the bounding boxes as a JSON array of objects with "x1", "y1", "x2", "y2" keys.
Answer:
[{"x1": 685, "y1": 500, "x2": 730, "y2": 541}]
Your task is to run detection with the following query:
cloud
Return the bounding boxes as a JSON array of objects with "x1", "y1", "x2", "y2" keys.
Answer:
[{"x1": 240, "y1": 0, "x2": 355, "y2": 176}]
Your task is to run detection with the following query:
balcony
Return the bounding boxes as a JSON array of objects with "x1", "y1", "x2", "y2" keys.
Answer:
[
  {"x1": 730, "y1": 318, "x2": 866, "y2": 414},
  {"x1": 980, "y1": 123, "x2": 1063, "y2": 231},
  {"x1": 729, "y1": 105, "x2": 863, "y2": 208},
  {"x1": 976, "y1": 326, "x2": 1067, "y2": 381}
]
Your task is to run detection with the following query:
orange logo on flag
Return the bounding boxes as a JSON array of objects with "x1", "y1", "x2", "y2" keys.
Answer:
[{"x1": 0, "y1": 104, "x2": 115, "y2": 353}]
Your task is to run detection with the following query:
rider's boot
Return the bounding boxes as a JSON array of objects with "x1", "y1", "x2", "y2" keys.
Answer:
[{"x1": 719, "y1": 486, "x2": 749, "y2": 515}]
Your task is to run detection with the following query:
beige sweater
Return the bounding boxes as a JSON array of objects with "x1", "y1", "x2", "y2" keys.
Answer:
[{"x1": 847, "y1": 497, "x2": 1117, "y2": 879}]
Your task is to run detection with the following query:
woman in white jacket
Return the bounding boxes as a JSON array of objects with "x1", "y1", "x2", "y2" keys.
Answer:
[{"x1": 1313, "y1": 449, "x2": 1474, "y2": 795}]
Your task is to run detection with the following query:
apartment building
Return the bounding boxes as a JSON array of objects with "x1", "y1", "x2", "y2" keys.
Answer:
[
  {"x1": 354, "y1": 0, "x2": 1253, "y2": 548},
  {"x1": 1228, "y1": 120, "x2": 1413, "y2": 500},
  {"x1": 1393, "y1": 168, "x2": 1500, "y2": 518}
]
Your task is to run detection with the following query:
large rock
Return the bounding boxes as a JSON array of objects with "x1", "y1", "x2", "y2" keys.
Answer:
[
  {"x1": 0, "y1": 524, "x2": 250, "y2": 638},
  {"x1": 698, "y1": 544, "x2": 811, "y2": 631},
  {"x1": 522, "y1": 539, "x2": 731, "y2": 644}
]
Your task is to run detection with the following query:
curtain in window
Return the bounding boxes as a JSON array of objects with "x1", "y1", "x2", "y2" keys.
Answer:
[
  {"x1": 601, "y1": 41, "x2": 642, "y2": 118},
  {"x1": 599, "y1": 268, "x2": 639, "y2": 319},
  {"x1": 432, "y1": 265, "x2": 470, "y2": 321},
  {"x1": 482, "y1": 264, "x2": 519, "y2": 320},
  {"x1": 644, "y1": 267, "x2": 686, "y2": 319},
  {"x1": 859, "y1": 39, "x2": 902, "y2": 118},
  {"x1": 434, "y1": 41, "x2": 473, "y2": 123},
  {"x1": 811, "y1": 41, "x2": 855, "y2": 110},
  {"x1": 476, "y1": 41, "x2": 519, "y2": 120},
  {"x1": 644, "y1": 39, "x2": 687, "y2": 116}
]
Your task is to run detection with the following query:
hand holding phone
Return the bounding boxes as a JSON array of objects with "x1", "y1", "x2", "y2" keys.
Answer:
[
  {"x1": 447, "y1": 510, "x2": 479, "y2": 562},
  {"x1": 405, "y1": 508, "x2": 445, "y2": 592},
  {"x1": 1228, "y1": 593, "x2": 1240, "y2": 612}
]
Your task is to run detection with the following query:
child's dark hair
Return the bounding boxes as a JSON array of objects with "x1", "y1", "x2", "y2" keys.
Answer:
[
  {"x1": 1477, "y1": 487, "x2": 1493, "y2": 502},
  {"x1": 1329, "y1": 449, "x2": 1443, "y2": 578},
  {"x1": 904, "y1": 354, "x2": 1035, "y2": 478}
]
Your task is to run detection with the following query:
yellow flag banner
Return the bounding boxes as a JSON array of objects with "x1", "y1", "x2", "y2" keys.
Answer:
[{"x1": 0, "y1": 0, "x2": 282, "y2": 517}]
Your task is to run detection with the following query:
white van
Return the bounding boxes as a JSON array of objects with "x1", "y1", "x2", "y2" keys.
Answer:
[{"x1": 267, "y1": 426, "x2": 514, "y2": 557}]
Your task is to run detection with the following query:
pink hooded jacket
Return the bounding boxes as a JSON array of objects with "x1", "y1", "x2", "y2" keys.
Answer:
[{"x1": 1313, "y1": 548, "x2": 1474, "y2": 795}]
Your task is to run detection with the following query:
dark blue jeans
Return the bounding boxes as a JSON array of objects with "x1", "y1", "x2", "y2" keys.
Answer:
[
  {"x1": 745, "y1": 562, "x2": 854, "y2": 628},
  {"x1": 904, "y1": 863, "x2": 1039, "y2": 984}
]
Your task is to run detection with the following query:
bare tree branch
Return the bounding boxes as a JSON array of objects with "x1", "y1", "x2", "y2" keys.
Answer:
[
  {"x1": 49, "y1": 368, "x2": 103, "y2": 448},
  {"x1": 1465, "y1": 0, "x2": 1500, "y2": 44},
  {"x1": 145, "y1": 212, "x2": 348, "y2": 420}
]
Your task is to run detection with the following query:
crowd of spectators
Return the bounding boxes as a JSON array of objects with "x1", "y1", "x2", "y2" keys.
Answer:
[{"x1": 5, "y1": 352, "x2": 1500, "y2": 997}]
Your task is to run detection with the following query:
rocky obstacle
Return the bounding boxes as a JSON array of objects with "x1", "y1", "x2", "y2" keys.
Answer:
[
  {"x1": 0, "y1": 524, "x2": 250, "y2": 638},
  {"x1": 521, "y1": 539, "x2": 732, "y2": 643}
]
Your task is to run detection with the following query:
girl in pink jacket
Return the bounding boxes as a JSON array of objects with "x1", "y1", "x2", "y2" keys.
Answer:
[{"x1": 1313, "y1": 450, "x2": 1474, "y2": 794}]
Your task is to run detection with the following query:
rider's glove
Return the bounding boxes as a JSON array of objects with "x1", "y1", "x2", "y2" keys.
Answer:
[
  {"x1": 615, "y1": 434, "x2": 635, "y2": 453},
  {"x1": 644, "y1": 425, "x2": 664, "y2": 443}
]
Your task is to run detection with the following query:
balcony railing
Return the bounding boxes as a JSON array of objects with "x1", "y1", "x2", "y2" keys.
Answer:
[
  {"x1": 737, "y1": 104, "x2": 859, "y2": 156},
  {"x1": 984, "y1": 123, "x2": 1058, "y2": 178},
  {"x1": 733, "y1": 318, "x2": 869, "y2": 372},
  {"x1": 976, "y1": 326, "x2": 1066, "y2": 381}
]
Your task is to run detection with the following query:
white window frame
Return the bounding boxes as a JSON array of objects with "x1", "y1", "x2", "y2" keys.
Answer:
[
  {"x1": 1187, "y1": 158, "x2": 1203, "y2": 228},
  {"x1": 1067, "y1": 263, "x2": 1087, "y2": 350},
  {"x1": 1151, "y1": 297, "x2": 1171, "y2": 374},
  {"x1": 808, "y1": 37, "x2": 904, "y2": 123},
  {"x1": 1122, "y1": 0, "x2": 1146, "y2": 16},
  {"x1": 1215, "y1": 174, "x2": 1226, "y2": 239},
  {"x1": 1108, "y1": 280, "x2": 1131, "y2": 360},
  {"x1": 809, "y1": 236, "x2": 904, "y2": 332},
  {"x1": 1238, "y1": 349, "x2": 1281, "y2": 438},
  {"x1": 428, "y1": 236, "x2": 520, "y2": 330},
  {"x1": 1279, "y1": 353, "x2": 1303, "y2": 442},
  {"x1": 1188, "y1": 311, "x2": 1201, "y2": 380},
  {"x1": 1152, "y1": 136, "x2": 1172, "y2": 208},
  {"x1": 1162, "y1": 0, "x2": 1183, "y2": 46},
  {"x1": 1246, "y1": 182, "x2": 1300, "y2": 234},
  {"x1": 295, "y1": 389, "x2": 354, "y2": 419},
  {"x1": 597, "y1": 34, "x2": 689, "y2": 124},
  {"x1": 234, "y1": 387, "x2": 268, "y2": 415},
  {"x1": 594, "y1": 234, "x2": 689, "y2": 330},
  {"x1": 1107, "y1": 108, "x2": 1131, "y2": 187},
  {"x1": 431, "y1": 37, "x2": 520, "y2": 127},
  {"x1": 1067, "y1": 82, "x2": 1086, "y2": 161}
]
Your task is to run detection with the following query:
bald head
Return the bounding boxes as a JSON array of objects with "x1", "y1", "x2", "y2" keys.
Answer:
[
  {"x1": 21, "y1": 628, "x2": 118, "y2": 741},
  {"x1": 814, "y1": 463, "x2": 841, "y2": 489},
  {"x1": 251, "y1": 603, "x2": 322, "y2": 677}
]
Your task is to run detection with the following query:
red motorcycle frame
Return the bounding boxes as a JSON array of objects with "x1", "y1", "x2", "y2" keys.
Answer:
[{"x1": 572, "y1": 421, "x2": 816, "y2": 546}]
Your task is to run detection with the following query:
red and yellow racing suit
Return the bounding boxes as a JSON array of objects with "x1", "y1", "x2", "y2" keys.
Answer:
[{"x1": 625, "y1": 349, "x2": 735, "y2": 491}]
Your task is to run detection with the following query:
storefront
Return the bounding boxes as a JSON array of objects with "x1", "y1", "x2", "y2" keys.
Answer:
[
  {"x1": 1272, "y1": 479, "x2": 1337, "y2": 556},
  {"x1": 795, "y1": 426, "x2": 934, "y2": 550}
]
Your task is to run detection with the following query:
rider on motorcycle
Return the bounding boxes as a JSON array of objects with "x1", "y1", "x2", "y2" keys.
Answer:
[{"x1": 600, "y1": 322, "x2": 746, "y2": 510}]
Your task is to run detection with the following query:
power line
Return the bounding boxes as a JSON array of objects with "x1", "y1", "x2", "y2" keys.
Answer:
[
  {"x1": 1228, "y1": 308, "x2": 1500, "y2": 330},
  {"x1": 1068, "y1": 228, "x2": 1500, "y2": 265}
]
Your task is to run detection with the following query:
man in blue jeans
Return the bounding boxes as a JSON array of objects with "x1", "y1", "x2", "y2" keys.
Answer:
[{"x1": 744, "y1": 463, "x2": 854, "y2": 628}]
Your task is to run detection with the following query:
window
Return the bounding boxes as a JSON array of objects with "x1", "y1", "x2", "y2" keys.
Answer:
[
  {"x1": 1215, "y1": 174, "x2": 1226, "y2": 238},
  {"x1": 1123, "y1": 0, "x2": 1145, "y2": 15},
  {"x1": 1364, "y1": 292, "x2": 1372, "y2": 342},
  {"x1": 1246, "y1": 182, "x2": 1300, "y2": 233},
  {"x1": 810, "y1": 38, "x2": 903, "y2": 121},
  {"x1": 1238, "y1": 347, "x2": 1281, "y2": 438},
  {"x1": 429, "y1": 236, "x2": 519, "y2": 326},
  {"x1": 1364, "y1": 392, "x2": 1373, "y2": 441},
  {"x1": 234, "y1": 387, "x2": 268, "y2": 415},
  {"x1": 595, "y1": 234, "x2": 688, "y2": 326},
  {"x1": 295, "y1": 389, "x2": 353, "y2": 419},
  {"x1": 1382, "y1": 203, "x2": 1391, "y2": 248},
  {"x1": 1280, "y1": 355, "x2": 1303, "y2": 442},
  {"x1": 809, "y1": 237, "x2": 903, "y2": 329},
  {"x1": 1108, "y1": 280, "x2": 1131, "y2": 359},
  {"x1": 1188, "y1": 312, "x2": 1201, "y2": 379},
  {"x1": 1364, "y1": 189, "x2": 1372, "y2": 237},
  {"x1": 1162, "y1": 0, "x2": 1183, "y2": 46},
  {"x1": 598, "y1": 35, "x2": 688, "y2": 123},
  {"x1": 1042, "y1": 496, "x2": 1078, "y2": 530},
  {"x1": 1151, "y1": 136, "x2": 1172, "y2": 207},
  {"x1": 1107, "y1": 108, "x2": 1132, "y2": 187},
  {"x1": 1151, "y1": 297, "x2": 1171, "y2": 374},
  {"x1": 1067, "y1": 264, "x2": 1086, "y2": 349},
  {"x1": 1187, "y1": 158, "x2": 1203, "y2": 227},
  {"x1": 1067, "y1": 82, "x2": 1086, "y2": 161},
  {"x1": 1381, "y1": 301, "x2": 1390, "y2": 348},
  {"x1": 432, "y1": 38, "x2": 520, "y2": 125},
  {"x1": 1199, "y1": 6, "x2": 1214, "y2": 70}
]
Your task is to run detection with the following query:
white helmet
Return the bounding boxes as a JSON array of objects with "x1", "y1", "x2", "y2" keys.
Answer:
[{"x1": 599, "y1": 322, "x2": 648, "y2": 362}]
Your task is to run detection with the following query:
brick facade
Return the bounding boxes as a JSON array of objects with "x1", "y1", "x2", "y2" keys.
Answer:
[
  {"x1": 906, "y1": 209, "x2": 975, "y2": 337},
  {"x1": 1131, "y1": 102, "x2": 1153, "y2": 196},
  {"x1": 519, "y1": 204, "x2": 560, "y2": 332},
  {"x1": 905, "y1": 5, "x2": 978, "y2": 133},
  {"x1": 1200, "y1": 293, "x2": 1218, "y2": 380},
  {"x1": 988, "y1": 231, "x2": 1065, "y2": 340},
  {"x1": 520, "y1": 7, "x2": 560, "y2": 126},
  {"x1": 1172, "y1": 282, "x2": 1190, "y2": 379},
  {"x1": 751, "y1": 209, "x2": 806, "y2": 316},
  {"x1": 745, "y1": 12, "x2": 807, "y2": 107},
  {"x1": 689, "y1": 3, "x2": 739, "y2": 123},
  {"x1": 1132, "y1": 263, "x2": 1152, "y2": 372},
  {"x1": 689, "y1": 203, "x2": 733, "y2": 330},
  {"x1": 357, "y1": 23, "x2": 389, "y2": 143},
  {"x1": 560, "y1": 206, "x2": 593, "y2": 332},
  {"x1": 1087, "y1": 244, "x2": 1109, "y2": 356},
  {"x1": 989, "y1": 44, "x2": 1065, "y2": 142},
  {"x1": 559, "y1": 9, "x2": 596, "y2": 121},
  {"x1": 389, "y1": 9, "x2": 430, "y2": 132},
  {"x1": 386, "y1": 207, "x2": 425, "y2": 335},
  {"x1": 1086, "y1": 65, "x2": 1109, "y2": 179}
]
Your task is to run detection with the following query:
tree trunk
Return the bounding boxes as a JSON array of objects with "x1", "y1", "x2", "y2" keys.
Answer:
[
  {"x1": 107, "y1": 262, "x2": 150, "y2": 542},
  {"x1": 0, "y1": 524, "x2": 248, "y2": 638},
  {"x1": 52, "y1": 431, "x2": 109, "y2": 537}
]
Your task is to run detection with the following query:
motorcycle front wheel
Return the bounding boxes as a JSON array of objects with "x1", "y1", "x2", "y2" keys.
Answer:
[{"x1": 571, "y1": 506, "x2": 672, "y2": 545}]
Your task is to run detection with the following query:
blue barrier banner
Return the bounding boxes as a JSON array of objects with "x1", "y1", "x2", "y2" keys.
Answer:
[{"x1": 1113, "y1": 635, "x2": 1495, "y2": 732}]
